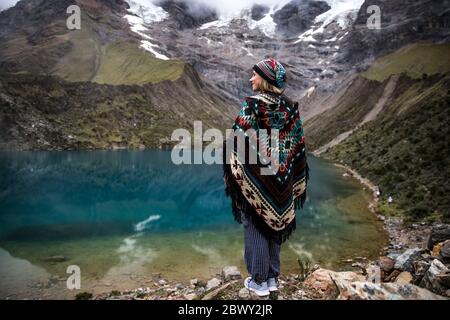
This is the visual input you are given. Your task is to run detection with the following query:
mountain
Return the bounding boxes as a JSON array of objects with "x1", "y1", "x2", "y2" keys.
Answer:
[
  {"x1": 0, "y1": 0, "x2": 236, "y2": 149},
  {"x1": 321, "y1": 67, "x2": 450, "y2": 222},
  {"x1": 302, "y1": 0, "x2": 450, "y2": 222}
]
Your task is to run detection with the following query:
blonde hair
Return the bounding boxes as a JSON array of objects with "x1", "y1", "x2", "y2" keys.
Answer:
[{"x1": 258, "y1": 78, "x2": 285, "y2": 95}]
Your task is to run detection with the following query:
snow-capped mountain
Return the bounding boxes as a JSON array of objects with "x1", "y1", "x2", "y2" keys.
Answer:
[
  {"x1": 121, "y1": 0, "x2": 368, "y2": 106},
  {"x1": 0, "y1": 0, "x2": 448, "y2": 151}
]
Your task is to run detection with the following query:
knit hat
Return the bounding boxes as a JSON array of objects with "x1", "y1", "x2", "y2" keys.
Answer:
[{"x1": 253, "y1": 58, "x2": 287, "y2": 89}]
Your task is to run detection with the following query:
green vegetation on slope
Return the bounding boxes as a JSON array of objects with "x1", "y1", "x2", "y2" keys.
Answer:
[
  {"x1": 92, "y1": 41, "x2": 185, "y2": 85},
  {"x1": 362, "y1": 42, "x2": 450, "y2": 82},
  {"x1": 0, "y1": 71, "x2": 235, "y2": 150},
  {"x1": 324, "y1": 74, "x2": 450, "y2": 222}
]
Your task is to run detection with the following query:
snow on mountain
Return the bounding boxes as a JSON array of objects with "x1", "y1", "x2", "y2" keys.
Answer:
[
  {"x1": 295, "y1": 0, "x2": 364, "y2": 43},
  {"x1": 316, "y1": 0, "x2": 364, "y2": 29},
  {"x1": 198, "y1": 0, "x2": 291, "y2": 38},
  {"x1": 124, "y1": 1, "x2": 170, "y2": 60},
  {"x1": 247, "y1": 0, "x2": 291, "y2": 37},
  {"x1": 127, "y1": 0, "x2": 169, "y2": 23}
]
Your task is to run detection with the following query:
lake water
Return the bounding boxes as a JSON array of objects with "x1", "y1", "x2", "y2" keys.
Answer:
[{"x1": 0, "y1": 150, "x2": 387, "y2": 299}]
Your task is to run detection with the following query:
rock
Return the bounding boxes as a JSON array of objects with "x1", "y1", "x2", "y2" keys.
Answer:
[
  {"x1": 303, "y1": 268, "x2": 365, "y2": 298},
  {"x1": 238, "y1": 288, "x2": 250, "y2": 299},
  {"x1": 427, "y1": 225, "x2": 450, "y2": 250},
  {"x1": 436, "y1": 270, "x2": 450, "y2": 288},
  {"x1": 158, "y1": 279, "x2": 167, "y2": 286},
  {"x1": 351, "y1": 262, "x2": 365, "y2": 270},
  {"x1": 197, "y1": 280, "x2": 207, "y2": 288},
  {"x1": 175, "y1": 283, "x2": 184, "y2": 290},
  {"x1": 221, "y1": 266, "x2": 241, "y2": 281},
  {"x1": 440, "y1": 240, "x2": 450, "y2": 261},
  {"x1": 387, "y1": 253, "x2": 401, "y2": 260},
  {"x1": 420, "y1": 259, "x2": 449, "y2": 295},
  {"x1": 394, "y1": 248, "x2": 422, "y2": 272},
  {"x1": 206, "y1": 278, "x2": 222, "y2": 291},
  {"x1": 250, "y1": 4, "x2": 269, "y2": 21},
  {"x1": 385, "y1": 270, "x2": 402, "y2": 282},
  {"x1": 337, "y1": 282, "x2": 446, "y2": 300},
  {"x1": 43, "y1": 255, "x2": 67, "y2": 263},
  {"x1": 190, "y1": 279, "x2": 198, "y2": 286},
  {"x1": 413, "y1": 260, "x2": 431, "y2": 277},
  {"x1": 379, "y1": 256, "x2": 395, "y2": 273},
  {"x1": 183, "y1": 293, "x2": 197, "y2": 300},
  {"x1": 395, "y1": 271, "x2": 413, "y2": 285},
  {"x1": 431, "y1": 243, "x2": 444, "y2": 258}
]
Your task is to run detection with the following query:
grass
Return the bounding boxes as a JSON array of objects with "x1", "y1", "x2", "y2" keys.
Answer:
[
  {"x1": 93, "y1": 41, "x2": 185, "y2": 85},
  {"x1": 362, "y1": 42, "x2": 450, "y2": 82}
]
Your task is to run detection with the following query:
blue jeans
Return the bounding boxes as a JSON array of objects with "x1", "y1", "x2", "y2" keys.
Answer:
[{"x1": 242, "y1": 212, "x2": 281, "y2": 284}]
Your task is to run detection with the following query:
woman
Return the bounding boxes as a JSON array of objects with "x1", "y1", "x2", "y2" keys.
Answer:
[{"x1": 223, "y1": 58, "x2": 309, "y2": 297}]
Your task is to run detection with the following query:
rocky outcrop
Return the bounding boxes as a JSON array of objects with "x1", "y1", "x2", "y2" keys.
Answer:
[
  {"x1": 273, "y1": 0, "x2": 330, "y2": 37},
  {"x1": 343, "y1": 0, "x2": 450, "y2": 68},
  {"x1": 155, "y1": 0, "x2": 217, "y2": 30},
  {"x1": 250, "y1": 4, "x2": 269, "y2": 21}
]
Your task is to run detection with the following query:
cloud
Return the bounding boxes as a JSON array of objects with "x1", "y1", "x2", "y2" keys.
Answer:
[
  {"x1": 149, "y1": 0, "x2": 286, "y2": 17},
  {"x1": 0, "y1": 0, "x2": 19, "y2": 11},
  {"x1": 194, "y1": 0, "x2": 282, "y2": 17}
]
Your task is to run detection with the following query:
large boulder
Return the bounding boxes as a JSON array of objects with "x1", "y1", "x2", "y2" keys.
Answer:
[
  {"x1": 420, "y1": 259, "x2": 449, "y2": 295},
  {"x1": 337, "y1": 282, "x2": 447, "y2": 300},
  {"x1": 440, "y1": 240, "x2": 450, "y2": 262},
  {"x1": 273, "y1": 0, "x2": 330, "y2": 37},
  {"x1": 427, "y1": 225, "x2": 450, "y2": 250},
  {"x1": 394, "y1": 248, "x2": 422, "y2": 272},
  {"x1": 303, "y1": 268, "x2": 365, "y2": 298},
  {"x1": 250, "y1": 4, "x2": 269, "y2": 21}
]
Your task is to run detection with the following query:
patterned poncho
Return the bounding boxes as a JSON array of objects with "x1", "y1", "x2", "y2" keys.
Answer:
[{"x1": 223, "y1": 91, "x2": 309, "y2": 244}]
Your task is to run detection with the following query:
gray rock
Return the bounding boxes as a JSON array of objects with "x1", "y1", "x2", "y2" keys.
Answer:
[
  {"x1": 338, "y1": 282, "x2": 447, "y2": 300},
  {"x1": 158, "y1": 279, "x2": 167, "y2": 286},
  {"x1": 190, "y1": 278, "x2": 198, "y2": 286},
  {"x1": 387, "y1": 253, "x2": 401, "y2": 260},
  {"x1": 440, "y1": 240, "x2": 450, "y2": 261},
  {"x1": 206, "y1": 278, "x2": 222, "y2": 291},
  {"x1": 436, "y1": 270, "x2": 450, "y2": 288},
  {"x1": 427, "y1": 225, "x2": 450, "y2": 250},
  {"x1": 394, "y1": 248, "x2": 422, "y2": 272},
  {"x1": 183, "y1": 293, "x2": 197, "y2": 300},
  {"x1": 238, "y1": 288, "x2": 250, "y2": 299},
  {"x1": 420, "y1": 259, "x2": 449, "y2": 295},
  {"x1": 250, "y1": 4, "x2": 269, "y2": 21},
  {"x1": 413, "y1": 260, "x2": 430, "y2": 277},
  {"x1": 222, "y1": 266, "x2": 241, "y2": 281}
]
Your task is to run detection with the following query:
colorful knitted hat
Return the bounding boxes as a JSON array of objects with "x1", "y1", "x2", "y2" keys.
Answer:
[{"x1": 253, "y1": 58, "x2": 287, "y2": 89}]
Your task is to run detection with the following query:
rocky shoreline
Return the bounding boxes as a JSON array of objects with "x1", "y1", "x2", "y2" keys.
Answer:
[{"x1": 85, "y1": 165, "x2": 450, "y2": 300}]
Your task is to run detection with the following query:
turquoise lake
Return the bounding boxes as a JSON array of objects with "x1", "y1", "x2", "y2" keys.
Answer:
[{"x1": 0, "y1": 150, "x2": 387, "y2": 299}]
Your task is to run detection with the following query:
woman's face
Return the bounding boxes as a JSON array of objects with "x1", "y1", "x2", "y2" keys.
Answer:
[{"x1": 250, "y1": 71, "x2": 263, "y2": 92}]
